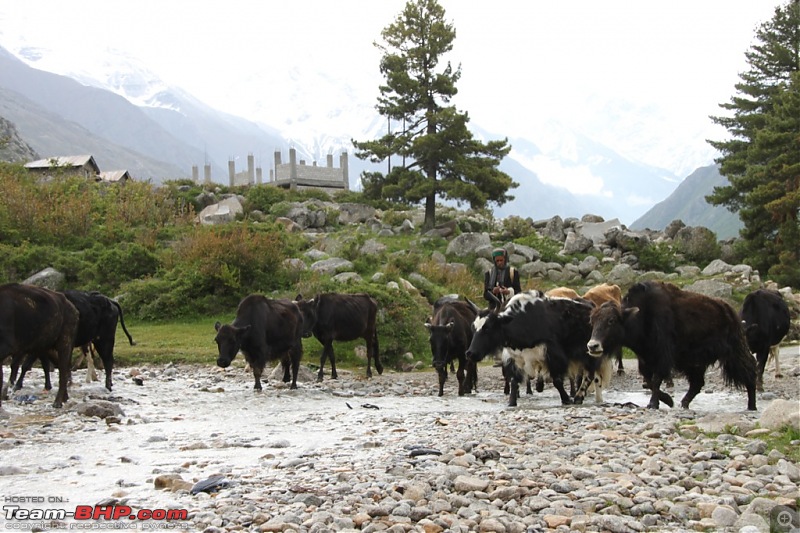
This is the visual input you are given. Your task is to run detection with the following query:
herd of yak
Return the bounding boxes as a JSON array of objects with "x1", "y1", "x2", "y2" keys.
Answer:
[{"x1": 0, "y1": 280, "x2": 791, "y2": 412}]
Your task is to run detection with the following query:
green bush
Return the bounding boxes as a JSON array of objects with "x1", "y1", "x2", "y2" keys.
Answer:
[
  {"x1": 501, "y1": 215, "x2": 534, "y2": 239},
  {"x1": 89, "y1": 243, "x2": 160, "y2": 294},
  {"x1": 674, "y1": 227, "x2": 721, "y2": 266},
  {"x1": 245, "y1": 185, "x2": 289, "y2": 212},
  {"x1": 291, "y1": 277, "x2": 431, "y2": 370},
  {"x1": 514, "y1": 233, "x2": 563, "y2": 263},
  {"x1": 634, "y1": 242, "x2": 676, "y2": 273}
]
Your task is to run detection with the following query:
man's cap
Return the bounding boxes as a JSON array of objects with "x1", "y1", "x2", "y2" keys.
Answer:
[{"x1": 492, "y1": 248, "x2": 506, "y2": 258}]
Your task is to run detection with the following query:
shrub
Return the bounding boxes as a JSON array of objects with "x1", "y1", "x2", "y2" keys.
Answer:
[
  {"x1": 245, "y1": 185, "x2": 289, "y2": 212},
  {"x1": 634, "y1": 241, "x2": 676, "y2": 273},
  {"x1": 674, "y1": 227, "x2": 721, "y2": 265},
  {"x1": 501, "y1": 215, "x2": 534, "y2": 239},
  {"x1": 514, "y1": 233, "x2": 563, "y2": 263},
  {"x1": 170, "y1": 223, "x2": 288, "y2": 294},
  {"x1": 291, "y1": 277, "x2": 431, "y2": 370},
  {"x1": 90, "y1": 243, "x2": 160, "y2": 294}
]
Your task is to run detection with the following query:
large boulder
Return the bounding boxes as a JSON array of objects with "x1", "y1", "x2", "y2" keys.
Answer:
[
  {"x1": 561, "y1": 231, "x2": 594, "y2": 254},
  {"x1": 445, "y1": 232, "x2": 492, "y2": 257},
  {"x1": 310, "y1": 258, "x2": 353, "y2": 275},
  {"x1": 760, "y1": 399, "x2": 800, "y2": 430},
  {"x1": 23, "y1": 267, "x2": 65, "y2": 291},
  {"x1": 285, "y1": 203, "x2": 327, "y2": 229},
  {"x1": 684, "y1": 279, "x2": 733, "y2": 299},
  {"x1": 197, "y1": 196, "x2": 243, "y2": 225},
  {"x1": 338, "y1": 203, "x2": 376, "y2": 225},
  {"x1": 575, "y1": 218, "x2": 623, "y2": 245}
]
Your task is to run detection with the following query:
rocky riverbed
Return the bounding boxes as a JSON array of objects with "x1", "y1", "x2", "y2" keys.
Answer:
[{"x1": 1, "y1": 347, "x2": 798, "y2": 533}]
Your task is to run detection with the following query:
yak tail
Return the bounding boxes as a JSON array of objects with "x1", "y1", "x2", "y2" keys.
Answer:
[
  {"x1": 111, "y1": 299, "x2": 136, "y2": 346},
  {"x1": 721, "y1": 324, "x2": 758, "y2": 390}
]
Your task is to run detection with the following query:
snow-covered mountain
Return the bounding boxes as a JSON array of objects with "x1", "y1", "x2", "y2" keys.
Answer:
[{"x1": 0, "y1": 39, "x2": 703, "y2": 225}]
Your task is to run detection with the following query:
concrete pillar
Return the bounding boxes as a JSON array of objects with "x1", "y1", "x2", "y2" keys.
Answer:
[
  {"x1": 204, "y1": 164, "x2": 211, "y2": 185},
  {"x1": 274, "y1": 151, "x2": 282, "y2": 182},
  {"x1": 340, "y1": 152, "x2": 349, "y2": 190},
  {"x1": 228, "y1": 159, "x2": 235, "y2": 187},
  {"x1": 256, "y1": 167, "x2": 263, "y2": 185},
  {"x1": 192, "y1": 165, "x2": 199, "y2": 183},
  {"x1": 247, "y1": 153, "x2": 254, "y2": 185},
  {"x1": 289, "y1": 148, "x2": 297, "y2": 189},
  {"x1": 326, "y1": 154, "x2": 333, "y2": 168}
]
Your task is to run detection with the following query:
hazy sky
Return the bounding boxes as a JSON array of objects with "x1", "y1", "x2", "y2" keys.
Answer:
[{"x1": 0, "y1": 0, "x2": 781, "y2": 177}]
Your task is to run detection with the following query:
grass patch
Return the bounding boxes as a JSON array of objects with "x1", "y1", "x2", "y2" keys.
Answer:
[
  {"x1": 757, "y1": 426, "x2": 800, "y2": 463},
  {"x1": 112, "y1": 318, "x2": 429, "y2": 374},
  {"x1": 113, "y1": 317, "x2": 228, "y2": 366}
]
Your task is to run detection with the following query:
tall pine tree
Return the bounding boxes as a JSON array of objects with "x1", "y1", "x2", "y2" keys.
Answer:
[
  {"x1": 707, "y1": 0, "x2": 800, "y2": 286},
  {"x1": 353, "y1": 0, "x2": 517, "y2": 230}
]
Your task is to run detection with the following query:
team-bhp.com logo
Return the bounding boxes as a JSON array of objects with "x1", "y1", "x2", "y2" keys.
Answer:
[{"x1": 4, "y1": 504, "x2": 188, "y2": 525}]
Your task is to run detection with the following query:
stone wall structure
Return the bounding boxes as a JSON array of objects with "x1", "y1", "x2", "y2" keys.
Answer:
[{"x1": 270, "y1": 148, "x2": 349, "y2": 192}]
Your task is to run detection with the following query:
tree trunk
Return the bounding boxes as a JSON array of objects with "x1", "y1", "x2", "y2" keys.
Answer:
[{"x1": 424, "y1": 194, "x2": 436, "y2": 230}]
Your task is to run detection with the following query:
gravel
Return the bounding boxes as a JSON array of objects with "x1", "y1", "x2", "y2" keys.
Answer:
[{"x1": 0, "y1": 346, "x2": 798, "y2": 533}]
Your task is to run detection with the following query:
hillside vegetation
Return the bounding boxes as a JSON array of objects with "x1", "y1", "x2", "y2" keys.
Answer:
[{"x1": 0, "y1": 163, "x2": 779, "y2": 370}]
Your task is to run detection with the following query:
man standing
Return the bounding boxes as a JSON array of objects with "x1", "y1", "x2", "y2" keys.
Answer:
[{"x1": 484, "y1": 247, "x2": 521, "y2": 310}]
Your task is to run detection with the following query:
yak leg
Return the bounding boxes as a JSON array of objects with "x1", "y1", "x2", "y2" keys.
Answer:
[
  {"x1": 437, "y1": 367, "x2": 447, "y2": 397},
  {"x1": 288, "y1": 343, "x2": 301, "y2": 390},
  {"x1": 552, "y1": 376, "x2": 573, "y2": 405},
  {"x1": 572, "y1": 369, "x2": 596, "y2": 405},
  {"x1": 52, "y1": 347, "x2": 71, "y2": 408},
  {"x1": 456, "y1": 357, "x2": 469, "y2": 396},
  {"x1": 615, "y1": 347, "x2": 625, "y2": 376},
  {"x1": 365, "y1": 332, "x2": 379, "y2": 379},
  {"x1": 15, "y1": 354, "x2": 51, "y2": 391},
  {"x1": 84, "y1": 346, "x2": 96, "y2": 384},
  {"x1": 508, "y1": 377, "x2": 519, "y2": 407},
  {"x1": 92, "y1": 337, "x2": 115, "y2": 391},
  {"x1": 460, "y1": 358, "x2": 477, "y2": 395},
  {"x1": 371, "y1": 328, "x2": 383, "y2": 376},
  {"x1": 252, "y1": 365, "x2": 263, "y2": 391},
  {"x1": 646, "y1": 373, "x2": 675, "y2": 409},
  {"x1": 680, "y1": 371, "x2": 705, "y2": 409},
  {"x1": 467, "y1": 359, "x2": 478, "y2": 393},
  {"x1": 317, "y1": 340, "x2": 335, "y2": 382},
  {"x1": 771, "y1": 344, "x2": 782, "y2": 378},
  {"x1": 327, "y1": 343, "x2": 338, "y2": 380},
  {"x1": 755, "y1": 348, "x2": 769, "y2": 392}
]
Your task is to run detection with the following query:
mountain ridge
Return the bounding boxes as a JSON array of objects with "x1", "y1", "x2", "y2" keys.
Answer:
[{"x1": 0, "y1": 43, "x2": 741, "y2": 232}]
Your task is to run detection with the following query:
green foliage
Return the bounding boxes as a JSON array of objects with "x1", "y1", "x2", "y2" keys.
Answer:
[
  {"x1": 89, "y1": 243, "x2": 160, "y2": 294},
  {"x1": 268, "y1": 201, "x2": 294, "y2": 218},
  {"x1": 513, "y1": 233, "x2": 563, "y2": 263},
  {"x1": 292, "y1": 278, "x2": 432, "y2": 370},
  {"x1": 634, "y1": 241, "x2": 676, "y2": 273},
  {"x1": 500, "y1": 216, "x2": 534, "y2": 240},
  {"x1": 245, "y1": 185, "x2": 289, "y2": 212},
  {"x1": 757, "y1": 426, "x2": 800, "y2": 463},
  {"x1": 707, "y1": 1, "x2": 800, "y2": 287},
  {"x1": 352, "y1": 0, "x2": 517, "y2": 229}
]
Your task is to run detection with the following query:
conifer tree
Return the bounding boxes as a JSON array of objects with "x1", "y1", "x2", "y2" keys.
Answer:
[
  {"x1": 707, "y1": 0, "x2": 800, "y2": 286},
  {"x1": 353, "y1": 0, "x2": 517, "y2": 229}
]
